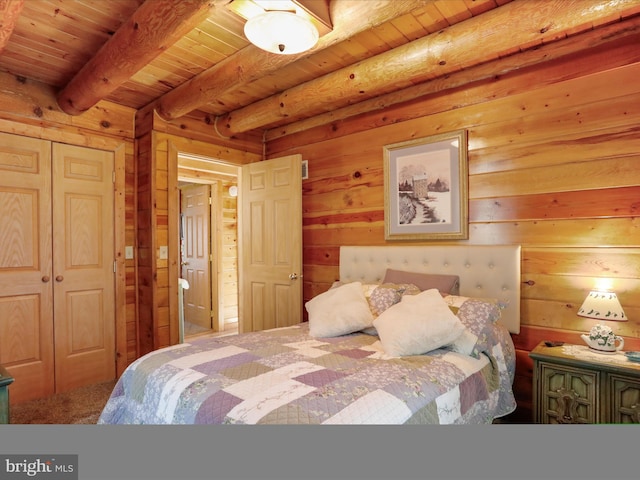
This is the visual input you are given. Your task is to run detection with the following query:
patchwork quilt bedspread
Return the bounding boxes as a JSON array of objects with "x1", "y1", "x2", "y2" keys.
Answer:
[{"x1": 98, "y1": 322, "x2": 516, "y2": 425}]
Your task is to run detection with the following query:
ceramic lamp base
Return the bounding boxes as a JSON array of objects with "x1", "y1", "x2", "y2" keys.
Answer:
[{"x1": 587, "y1": 347, "x2": 618, "y2": 355}]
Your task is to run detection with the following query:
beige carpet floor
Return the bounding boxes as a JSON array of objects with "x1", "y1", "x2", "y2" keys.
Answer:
[
  {"x1": 9, "y1": 328, "x2": 239, "y2": 425},
  {"x1": 9, "y1": 380, "x2": 117, "y2": 424}
]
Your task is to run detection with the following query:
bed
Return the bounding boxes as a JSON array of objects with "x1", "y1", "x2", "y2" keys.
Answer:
[{"x1": 98, "y1": 245, "x2": 521, "y2": 425}]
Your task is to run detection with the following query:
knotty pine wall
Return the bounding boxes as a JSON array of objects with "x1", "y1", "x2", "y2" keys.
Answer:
[
  {"x1": 220, "y1": 186, "x2": 239, "y2": 324},
  {"x1": 266, "y1": 37, "x2": 640, "y2": 420}
]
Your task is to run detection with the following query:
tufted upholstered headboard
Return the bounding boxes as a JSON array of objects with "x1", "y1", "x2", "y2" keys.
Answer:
[{"x1": 339, "y1": 245, "x2": 521, "y2": 334}]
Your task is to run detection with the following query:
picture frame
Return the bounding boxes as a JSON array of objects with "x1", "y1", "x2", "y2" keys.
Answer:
[{"x1": 383, "y1": 130, "x2": 468, "y2": 241}]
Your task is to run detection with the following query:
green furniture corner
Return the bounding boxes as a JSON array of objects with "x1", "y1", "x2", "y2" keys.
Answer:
[{"x1": 0, "y1": 365, "x2": 15, "y2": 424}]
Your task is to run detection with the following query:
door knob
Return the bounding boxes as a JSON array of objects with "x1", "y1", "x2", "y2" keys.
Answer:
[
  {"x1": 181, "y1": 261, "x2": 189, "y2": 266},
  {"x1": 55, "y1": 275, "x2": 64, "y2": 282},
  {"x1": 289, "y1": 273, "x2": 298, "y2": 280},
  {"x1": 42, "y1": 275, "x2": 50, "y2": 283}
]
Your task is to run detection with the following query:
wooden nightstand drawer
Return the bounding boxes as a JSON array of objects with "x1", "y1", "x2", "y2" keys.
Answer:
[
  {"x1": 530, "y1": 342, "x2": 640, "y2": 424},
  {"x1": 607, "y1": 373, "x2": 640, "y2": 423},
  {"x1": 537, "y1": 361, "x2": 599, "y2": 424}
]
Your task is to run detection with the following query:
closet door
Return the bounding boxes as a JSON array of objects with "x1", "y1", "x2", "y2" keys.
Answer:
[
  {"x1": 52, "y1": 143, "x2": 115, "y2": 392},
  {"x1": 0, "y1": 133, "x2": 55, "y2": 403}
]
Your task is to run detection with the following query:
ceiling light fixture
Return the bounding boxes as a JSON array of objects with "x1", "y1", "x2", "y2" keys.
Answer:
[{"x1": 244, "y1": 10, "x2": 319, "y2": 55}]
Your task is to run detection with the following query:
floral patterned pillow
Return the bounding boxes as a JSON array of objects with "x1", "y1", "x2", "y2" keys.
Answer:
[
  {"x1": 443, "y1": 295, "x2": 503, "y2": 358},
  {"x1": 330, "y1": 281, "x2": 379, "y2": 300},
  {"x1": 368, "y1": 282, "x2": 420, "y2": 317}
]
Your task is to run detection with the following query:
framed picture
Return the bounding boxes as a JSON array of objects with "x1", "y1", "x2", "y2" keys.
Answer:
[{"x1": 383, "y1": 130, "x2": 468, "y2": 241}]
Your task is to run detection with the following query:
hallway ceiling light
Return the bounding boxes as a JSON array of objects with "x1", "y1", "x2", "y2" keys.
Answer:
[{"x1": 244, "y1": 9, "x2": 319, "y2": 54}]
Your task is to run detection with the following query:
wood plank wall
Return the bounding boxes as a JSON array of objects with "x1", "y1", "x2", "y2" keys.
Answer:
[
  {"x1": 221, "y1": 185, "x2": 239, "y2": 324},
  {"x1": 265, "y1": 36, "x2": 640, "y2": 420},
  {"x1": 135, "y1": 130, "x2": 155, "y2": 357}
]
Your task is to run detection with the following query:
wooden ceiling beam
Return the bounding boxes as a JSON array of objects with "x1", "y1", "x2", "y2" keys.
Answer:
[
  {"x1": 265, "y1": 17, "x2": 640, "y2": 146},
  {"x1": 150, "y1": 0, "x2": 429, "y2": 121},
  {"x1": 0, "y1": 0, "x2": 24, "y2": 54},
  {"x1": 56, "y1": 0, "x2": 225, "y2": 116},
  {"x1": 214, "y1": 0, "x2": 640, "y2": 137}
]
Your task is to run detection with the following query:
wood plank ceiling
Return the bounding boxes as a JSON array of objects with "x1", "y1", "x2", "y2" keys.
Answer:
[{"x1": 1, "y1": 0, "x2": 639, "y2": 141}]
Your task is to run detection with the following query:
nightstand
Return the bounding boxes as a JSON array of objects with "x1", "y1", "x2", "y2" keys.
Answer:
[
  {"x1": 0, "y1": 365, "x2": 14, "y2": 424},
  {"x1": 530, "y1": 341, "x2": 640, "y2": 424}
]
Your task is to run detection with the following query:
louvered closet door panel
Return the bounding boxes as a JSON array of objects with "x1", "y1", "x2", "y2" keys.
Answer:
[
  {"x1": 52, "y1": 143, "x2": 115, "y2": 393},
  {"x1": 0, "y1": 132, "x2": 55, "y2": 403}
]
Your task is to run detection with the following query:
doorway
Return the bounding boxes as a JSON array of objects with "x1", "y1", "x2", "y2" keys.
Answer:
[
  {"x1": 178, "y1": 154, "x2": 239, "y2": 340},
  {"x1": 180, "y1": 183, "x2": 213, "y2": 336}
]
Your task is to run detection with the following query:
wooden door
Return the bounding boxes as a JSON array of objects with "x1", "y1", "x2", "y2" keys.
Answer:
[
  {"x1": 239, "y1": 155, "x2": 303, "y2": 333},
  {"x1": 0, "y1": 133, "x2": 55, "y2": 403},
  {"x1": 181, "y1": 184, "x2": 212, "y2": 330},
  {"x1": 52, "y1": 143, "x2": 115, "y2": 393}
]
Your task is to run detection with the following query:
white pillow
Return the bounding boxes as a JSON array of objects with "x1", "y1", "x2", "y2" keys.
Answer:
[
  {"x1": 373, "y1": 289, "x2": 465, "y2": 357},
  {"x1": 306, "y1": 282, "x2": 374, "y2": 337}
]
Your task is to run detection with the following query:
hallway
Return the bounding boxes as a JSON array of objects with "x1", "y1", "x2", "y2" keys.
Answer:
[{"x1": 184, "y1": 318, "x2": 238, "y2": 339}]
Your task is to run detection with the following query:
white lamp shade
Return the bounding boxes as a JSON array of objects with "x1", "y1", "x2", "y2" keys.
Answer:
[
  {"x1": 577, "y1": 291, "x2": 627, "y2": 321},
  {"x1": 244, "y1": 11, "x2": 319, "y2": 55}
]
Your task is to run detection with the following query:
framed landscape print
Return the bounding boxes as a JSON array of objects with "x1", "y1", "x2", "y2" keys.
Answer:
[{"x1": 383, "y1": 130, "x2": 468, "y2": 240}]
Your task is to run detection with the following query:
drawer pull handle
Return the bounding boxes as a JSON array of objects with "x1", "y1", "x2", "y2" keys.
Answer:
[
  {"x1": 556, "y1": 388, "x2": 579, "y2": 424},
  {"x1": 561, "y1": 396, "x2": 573, "y2": 423}
]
